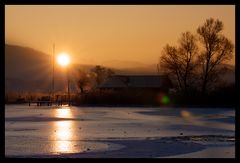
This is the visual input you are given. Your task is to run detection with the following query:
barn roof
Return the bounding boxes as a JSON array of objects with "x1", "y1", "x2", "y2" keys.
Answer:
[{"x1": 98, "y1": 75, "x2": 172, "y2": 89}]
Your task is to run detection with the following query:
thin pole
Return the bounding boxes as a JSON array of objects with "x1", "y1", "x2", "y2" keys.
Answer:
[
  {"x1": 67, "y1": 67, "x2": 70, "y2": 106},
  {"x1": 52, "y1": 44, "x2": 55, "y2": 102}
]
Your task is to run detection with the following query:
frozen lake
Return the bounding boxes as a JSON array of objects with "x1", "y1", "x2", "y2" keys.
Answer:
[{"x1": 5, "y1": 104, "x2": 235, "y2": 158}]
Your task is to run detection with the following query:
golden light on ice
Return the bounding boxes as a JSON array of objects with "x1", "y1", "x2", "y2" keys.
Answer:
[
  {"x1": 53, "y1": 108, "x2": 75, "y2": 153},
  {"x1": 57, "y1": 53, "x2": 70, "y2": 66}
]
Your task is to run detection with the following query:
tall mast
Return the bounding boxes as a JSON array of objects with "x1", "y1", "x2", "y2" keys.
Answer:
[{"x1": 52, "y1": 43, "x2": 55, "y2": 101}]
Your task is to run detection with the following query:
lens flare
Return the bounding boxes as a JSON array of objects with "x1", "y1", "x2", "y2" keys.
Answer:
[
  {"x1": 158, "y1": 93, "x2": 171, "y2": 105},
  {"x1": 161, "y1": 95, "x2": 170, "y2": 104}
]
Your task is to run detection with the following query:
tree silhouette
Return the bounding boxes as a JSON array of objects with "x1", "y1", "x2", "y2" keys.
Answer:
[
  {"x1": 77, "y1": 70, "x2": 90, "y2": 94},
  {"x1": 159, "y1": 18, "x2": 234, "y2": 96},
  {"x1": 91, "y1": 65, "x2": 115, "y2": 86},
  {"x1": 159, "y1": 31, "x2": 198, "y2": 95},
  {"x1": 197, "y1": 18, "x2": 234, "y2": 95},
  {"x1": 178, "y1": 31, "x2": 198, "y2": 95}
]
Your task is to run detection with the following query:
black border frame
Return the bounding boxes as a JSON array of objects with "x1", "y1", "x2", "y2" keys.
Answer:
[{"x1": 1, "y1": 0, "x2": 239, "y2": 161}]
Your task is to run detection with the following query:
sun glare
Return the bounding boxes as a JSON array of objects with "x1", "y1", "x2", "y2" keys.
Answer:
[{"x1": 57, "y1": 53, "x2": 70, "y2": 66}]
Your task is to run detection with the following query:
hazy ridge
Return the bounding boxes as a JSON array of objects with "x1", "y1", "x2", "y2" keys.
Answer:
[{"x1": 5, "y1": 44, "x2": 235, "y2": 93}]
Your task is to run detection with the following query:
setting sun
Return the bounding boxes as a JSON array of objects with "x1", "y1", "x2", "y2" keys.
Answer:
[{"x1": 57, "y1": 53, "x2": 70, "y2": 66}]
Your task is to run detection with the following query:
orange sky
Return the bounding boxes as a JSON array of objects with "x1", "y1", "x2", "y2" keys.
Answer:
[{"x1": 5, "y1": 5, "x2": 235, "y2": 66}]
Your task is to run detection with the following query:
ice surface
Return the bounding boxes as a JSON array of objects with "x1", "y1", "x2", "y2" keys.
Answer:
[{"x1": 5, "y1": 105, "x2": 235, "y2": 158}]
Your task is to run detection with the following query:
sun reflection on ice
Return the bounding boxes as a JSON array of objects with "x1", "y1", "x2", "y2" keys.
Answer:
[
  {"x1": 52, "y1": 108, "x2": 76, "y2": 154},
  {"x1": 55, "y1": 107, "x2": 73, "y2": 118},
  {"x1": 55, "y1": 121, "x2": 72, "y2": 141}
]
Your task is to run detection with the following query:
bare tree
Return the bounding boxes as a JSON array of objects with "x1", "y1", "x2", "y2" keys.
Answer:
[
  {"x1": 77, "y1": 70, "x2": 90, "y2": 94},
  {"x1": 91, "y1": 65, "x2": 106, "y2": 85},
  {"x1": 91, "y1": 65, "x2": 115, "y2": 86},
  {"x1": 160, "y1": 45, "x2": 182, "y2": 91},
  {"x1": 159, "y1": 31, "x2": 198, "y2": 95},
  {"x1": 197, "y1": 18, "x2": 234, "y2": 95},
  {"x1": 178, "y1": 31, "x2": 198, "y2": 94}
]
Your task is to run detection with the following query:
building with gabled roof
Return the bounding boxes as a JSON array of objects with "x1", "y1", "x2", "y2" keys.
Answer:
[{"x1": 98, "y1": 75, "x2": 173, "y2": 93}]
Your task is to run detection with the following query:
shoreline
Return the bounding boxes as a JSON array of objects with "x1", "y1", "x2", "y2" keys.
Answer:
[{"x1": 5, "y1": 103, "x2": 235, "y2": 109}]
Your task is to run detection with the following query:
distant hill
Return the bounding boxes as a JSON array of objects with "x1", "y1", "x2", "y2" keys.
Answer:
[
  {"x1": 102, "y1": 60, "x2": 148, "y2": 69},
  {"x1": 5, "y1": 44, "x2": 72, "y2": 93},
  {"x1": 5, "y1": 44, "x2": 50, "y2": 79},
  {"x1": 5, "y1": 44, "x2": 235, "y2": 93}
]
